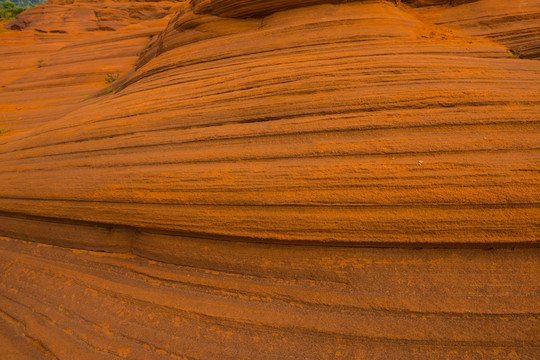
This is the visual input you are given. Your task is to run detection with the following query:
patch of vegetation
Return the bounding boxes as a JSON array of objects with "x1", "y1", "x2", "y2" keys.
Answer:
[
  {"x1": 5, "y1": 0, "x2": 45, "y2": 6},
  {"x1": 105, "y1": 71, "x2": 119, "y2": 83},
  {"x1": 37, "y1": 59, "x2": 43, "y2": 67},
  {"x1": 0, "y1": 1, "x2": 28, "y2": 20},
  {"x1": 0, "y1": 128, "x2": 11, "y2": 135},
  {"x1": 106, "y1": 86, "x2": 114, "y2": 94},
  {"x1": 509, "y1": 48, "x2": 522, "y2": 59}
]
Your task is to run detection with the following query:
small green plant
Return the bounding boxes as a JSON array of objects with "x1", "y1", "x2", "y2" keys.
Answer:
[
  {"x1": 0, "y1": 128, "x2": 11, "y2": 135},
  {"x1": 82, "y1": 95, "x2": 89, "y2": 101},
  {"x1": 0, "y1": 1, "x2": 27, "y2": 20},
  {"x1": 37, "y1": 59, "x2": 44, "y2": 67},
  {"x1": 509, "y1": 48, "x2": 522, "y2": 59},
  {"x1": 106, "y1": 86, "x2": 114, "y2": 94},
  {"x1": 104, "y1": 71, "x2": 119, "y2": 83}
]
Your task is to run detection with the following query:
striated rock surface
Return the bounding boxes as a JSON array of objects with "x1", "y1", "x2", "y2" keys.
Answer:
[
  {"x1": 414, "y1": 0, "x2": 540, "y2": 58},
  {"x1": 0, "y1": 0, "x2": 539, "y2": 358},
  {"x1": 6, "y1": 0, "x2": 175, "y2": 33},
  {"x1": 0, "y1": 236, "x2": 539, "y2": 359},
  {"x1": 2, "y1": 0, "x2": 539, "y2": 245}
]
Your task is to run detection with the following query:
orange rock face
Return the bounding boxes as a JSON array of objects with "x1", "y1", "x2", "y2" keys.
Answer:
[
  {"x1": 0, "y1": 0, "x2": 539, "y2": 358},
  {"x1": 6, "y1": 0, "x2": 175, "y2": 33}
]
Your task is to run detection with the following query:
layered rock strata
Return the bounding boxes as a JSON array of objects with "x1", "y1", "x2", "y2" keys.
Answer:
[
  {"x1": 0, "y1": 236, "x2": 538, "y2": 359},
  {"x1": 0, "y1": 0, "x2": 539, "y2": 358}
]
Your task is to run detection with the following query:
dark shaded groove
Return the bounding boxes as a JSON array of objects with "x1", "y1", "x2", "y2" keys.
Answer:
[
  {"x1": 0, "y1": 196, "x2": 539, "y2": 209},
  {"x1": 0, "y1": 211, "x2": 538, "y2": 250}
]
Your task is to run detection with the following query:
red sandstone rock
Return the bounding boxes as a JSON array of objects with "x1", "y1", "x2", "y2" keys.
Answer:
[
  {"x1": 6, "y1": 0, "x2": 174, "y2": 32},
  {"x1": 0, "y1": 0, "x2": 538, "y2": 358}
]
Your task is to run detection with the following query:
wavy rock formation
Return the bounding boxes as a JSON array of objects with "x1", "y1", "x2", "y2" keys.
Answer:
[
  {"x1": 1, "y1": 235, "x2": 538, "y2": 359},
  {"x1": 0, "y1": 0, "x2": 539, "y2": 359},
  {"x1": 414, "y1": 0, "x2": 540, "y2": 58}
]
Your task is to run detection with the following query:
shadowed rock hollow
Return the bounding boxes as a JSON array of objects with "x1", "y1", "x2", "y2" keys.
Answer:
[{"x1": 0, "y1": 0, "x2": 539, "y2": 359}]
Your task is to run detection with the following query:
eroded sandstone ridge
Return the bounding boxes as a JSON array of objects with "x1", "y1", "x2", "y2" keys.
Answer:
[{"x1": 0, "y1": 0, "x2": 539, "y2": 359}]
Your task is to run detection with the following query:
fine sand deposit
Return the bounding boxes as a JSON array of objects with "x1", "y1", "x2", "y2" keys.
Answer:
[{"x1": 0, "y1": 0, "x2": 539, "y2": 358}]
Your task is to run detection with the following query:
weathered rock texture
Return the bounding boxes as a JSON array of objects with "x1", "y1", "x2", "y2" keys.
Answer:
[
  {"x1": 6, "y1": 0, "x2": 175, "y2": 33},
  {"x1": 1, "y1": 235, "x2": 539, "y2": 359},
  {"x1": 0, "y1": 0, "x2": 539, "y2": 358}
]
